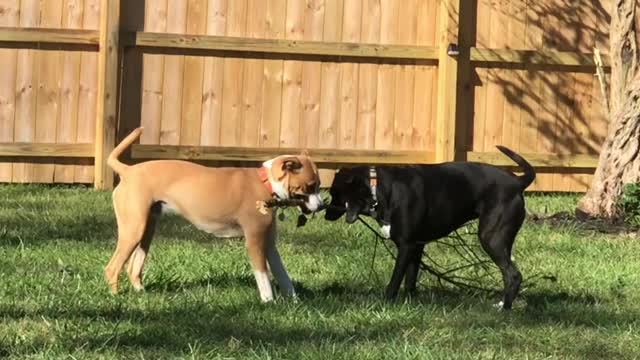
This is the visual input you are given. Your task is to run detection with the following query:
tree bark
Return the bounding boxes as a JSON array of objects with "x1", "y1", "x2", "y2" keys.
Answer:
[{"x1": 578, "y1": 0, "x2": 640, "y2": 219}]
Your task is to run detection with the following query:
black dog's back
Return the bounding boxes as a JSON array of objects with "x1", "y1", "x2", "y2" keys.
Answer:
[{"x1": 378, "y1": 161, "x2": 527, "y2": 240}]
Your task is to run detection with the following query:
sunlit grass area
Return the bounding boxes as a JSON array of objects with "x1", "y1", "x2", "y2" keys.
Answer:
[{"x1": 1, "y1": 185, "x2": 639, "y2": 359}]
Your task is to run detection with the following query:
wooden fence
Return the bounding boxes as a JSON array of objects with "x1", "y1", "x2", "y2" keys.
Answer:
[{"x1": 0, "y1": 0, "x2": 611, "y2": 191}]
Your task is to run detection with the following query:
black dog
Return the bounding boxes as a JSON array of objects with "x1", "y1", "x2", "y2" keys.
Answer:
[{"x1": 324, "y1": 146, "x2": 535, "y2": 310}]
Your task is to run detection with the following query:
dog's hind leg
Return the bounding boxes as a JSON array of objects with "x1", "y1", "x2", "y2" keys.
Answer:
[
  {"x1": 105, "y1": 186, "x2": 152, "y2": 294},
  {"x1": 478, "y1": 199, "x2": 525, "y2": 310},
  {"x1": 265, "y1": 223, "x2": 296, "y2": 298},
  {"x1": 245, "y1": 230, "x2": 274, "y2": 302},
  {"x1": 126, "y1": 203, "x2": 161, "y2": 291}
]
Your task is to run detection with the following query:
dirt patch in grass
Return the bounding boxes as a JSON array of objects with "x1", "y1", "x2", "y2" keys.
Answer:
[{"x1": 528, "y1": 211, "x2": 639, "y2": 236}]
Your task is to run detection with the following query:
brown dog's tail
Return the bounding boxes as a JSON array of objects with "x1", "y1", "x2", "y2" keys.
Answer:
[
  {"x1": 108, "y1": 127, "x2": 143, "y2": 176},
  {"x1": 496, "y1": 145, "x2": 536, "y2": 190}
]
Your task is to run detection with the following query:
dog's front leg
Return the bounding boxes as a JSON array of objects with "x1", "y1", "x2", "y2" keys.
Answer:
[
  {"x1": 245, "y1": 231, "x2": 274, "y2": 303},
  {"x1": 403, "y1": 243, "x2": 426, "y2": 294},
  {"x1": 385, "y1": 244, "x2": 414, "y2": 300}
]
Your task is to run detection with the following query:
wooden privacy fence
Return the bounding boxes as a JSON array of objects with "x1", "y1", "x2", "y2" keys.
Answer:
[{"x1": 0, "y1": 0, "x2": 611, "y2": 191}]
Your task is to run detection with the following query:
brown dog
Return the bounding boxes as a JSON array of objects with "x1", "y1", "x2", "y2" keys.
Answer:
[{"x1": 104, "y1": 127, "x2": 322, "y2": 302}]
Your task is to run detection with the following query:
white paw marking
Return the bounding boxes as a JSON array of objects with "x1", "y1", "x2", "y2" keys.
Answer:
[
  {"x1": 380, "y1": 224, "x2": 391, "y2": 239},
  {"x1": 160, "y1": 202, "x2": 180, "y2": 215},
  {"x1": 255, "y1": 271, "x2": 274, "y2": 303}
]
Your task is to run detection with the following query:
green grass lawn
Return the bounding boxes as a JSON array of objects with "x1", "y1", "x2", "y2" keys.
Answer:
[{"x1": 1, "y1": 185, "x2": 639, "y2": 359}]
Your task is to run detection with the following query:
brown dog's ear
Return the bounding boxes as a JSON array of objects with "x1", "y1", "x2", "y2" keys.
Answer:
[{"x1": 282, "y1": 157, "x2": 303, "y2": 172}]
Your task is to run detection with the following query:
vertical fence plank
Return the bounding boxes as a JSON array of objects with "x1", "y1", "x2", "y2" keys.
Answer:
[
  {"x1": 220, "y1": 0, "x2": 247, "y2": 146},
  {"x1": 75, "y1": 0, "x2": 99, "y2": 183},
  {"x1": 557, "y1": 73, "x2": 580, "y2": 190},
  {"x1": 140, "y1": 0, "x2": 167, "y2": 144},
  {"x1": 429, "y1": 0, "x2": 440, "y2": 152},
  {"x1": 535, "y1": 72, "x2": 558, "y2": 191},
  {"x1": 393, "y1": 0, "x2": 417, "y2": 150},
  {"x1": 338, "y1": 0, "x2": 361, "y2": 149},
  {"x1": 34, "y1": 0, "x2": 62, "y2": 183},
  {"x1": 520, "y1": 0, "x2": 539, "y2": 156},
  {"x1": 472, "y1": 68, "x2": 488, "y2": 152},
  {"x1": 572, "y1": 71, "x2": 594, "y2": 191},
  {"x1": 13, "y1": 0, "x2": 40, "y2": 182},
  {"x1": 411, "y1": 0, "x2": 435, "y2": 152},
  {"x1": 483, "y1": 1, "x2": 505, "y2": 153},
  {"x1": 356, "y1": 0, "x2": 380, "y2": 150},
  {"x1": 94, "y1": 0, "x2": 120, "y2": 189},
  {"x1": 55, "y1": 0, "x2": 84, "y2": 183},
  {"x1": 374, "y1": 0, "x2": 399, "y2": 150},
  {"x1": 241, "y1": 0, "x2": 267, "y2": 147},
  {"x1": 280, "y1": 0, "x2": 305, "y2": 147},
  {"x1": 160, "y1": 0, "x2": 187, "y2": 145},
  {"x1": 0, "y1": 0, "x2": 19, "y2": 182},
  {"x1": 317, "y1": 0, "x2": 342, "y2": 149},
  {"x1": 499, "y1": 0, "x2": 525, "y2": 155},
  {"x1": 299, "y1": 0, "x2": 325, "y2": 149},
  {"x1": 435, "y1": 0, "x2": 460, "y2": 162},
  {"x1": 260, "y1": 0, "x2": 286, "y2": 147},
  {"x1": 180, "y1": 0, "x2": 207, "y2": 146},
  {"x1": 472, "y1": 0, "x2": 491, "y2": 153},
  {"x1": 452, "y1": 0, "x2": 473, "y2": 154},
  {"x1": 200, "y1": 0, "x2": 227, "y2": 146},
  {"x1": 118, "y1": 1, "x2": 145, "y2": 149}
]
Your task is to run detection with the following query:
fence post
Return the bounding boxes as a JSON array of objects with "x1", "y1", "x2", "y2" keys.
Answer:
[
  {"x1": 94, "y1": 0, "x2": 120, "y2": 190},
  {"x1": 435, "y1": 0, "x2": 461, "y2": 163}
]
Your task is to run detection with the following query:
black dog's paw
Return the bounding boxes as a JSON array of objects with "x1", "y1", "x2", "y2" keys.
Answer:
[
  {"x1": 287, "y1": 281, "x2": 313, "y2": 299},
  {"x1": 384, "y1": 291, "x2": 400, "y2": 303}
]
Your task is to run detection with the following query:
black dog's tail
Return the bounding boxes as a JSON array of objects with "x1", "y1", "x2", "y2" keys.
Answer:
[{"x1": 496, "y1": 145, "x2": 536, "y2": 189}]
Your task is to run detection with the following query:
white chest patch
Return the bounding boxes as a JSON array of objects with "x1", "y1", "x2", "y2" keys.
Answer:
[
  {"x1": 270, "y1": 180, "x2": 289, "y2": 200},
  {"x1": 380, "y1": 224, "x2": 391, "y2": 239}
]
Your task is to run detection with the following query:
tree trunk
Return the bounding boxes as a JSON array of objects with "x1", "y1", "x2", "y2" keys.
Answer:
[{"x1": 578, "y1": 0, "x2": 640, "y2": 219}]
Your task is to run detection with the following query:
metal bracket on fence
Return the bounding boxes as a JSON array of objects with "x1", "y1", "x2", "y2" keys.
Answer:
[{"x1": 447, "y1": 43, "x2": 460, "y2": 57}]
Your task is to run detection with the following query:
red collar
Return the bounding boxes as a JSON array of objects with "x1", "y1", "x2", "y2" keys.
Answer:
[{"x1": 257, "y1": 166, "x2": 274, "y2": 194}]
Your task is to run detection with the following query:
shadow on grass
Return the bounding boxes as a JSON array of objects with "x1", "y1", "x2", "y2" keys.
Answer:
[
  {"x1": 0, "y1": 212, "x2": 220, "y2": 248},
  {"x1": 0, "y1": 268, "x2": 636, "y2": 359},
  {"x1": 0, "y1": 285, "x2": 636, "y2": 358},
  {"x1": 143, "y1": 272, "x2": 257, "y2": 293}
]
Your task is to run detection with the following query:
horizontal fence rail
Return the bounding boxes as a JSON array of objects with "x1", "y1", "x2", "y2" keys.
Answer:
[
  {"x1": 126, "y1": 32, "x2": 440, "y2": 61},
  {"x1": 470, "y1": 48, "x2": 611, "y2": 67},
  {"x1": 0, "y1": 27, "x2": 100, "y2": 46},
  {"x1": 132, "y1": 145, "x2": 436, "y2": 165},
  {"x1": 0, "y1": 144, "x2": 95, "y2": 158}
]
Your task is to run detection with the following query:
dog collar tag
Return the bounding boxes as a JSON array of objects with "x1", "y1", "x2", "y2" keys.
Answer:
[{"x1": 369, "y1": 167, "x2": 378, "y2": 203}]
